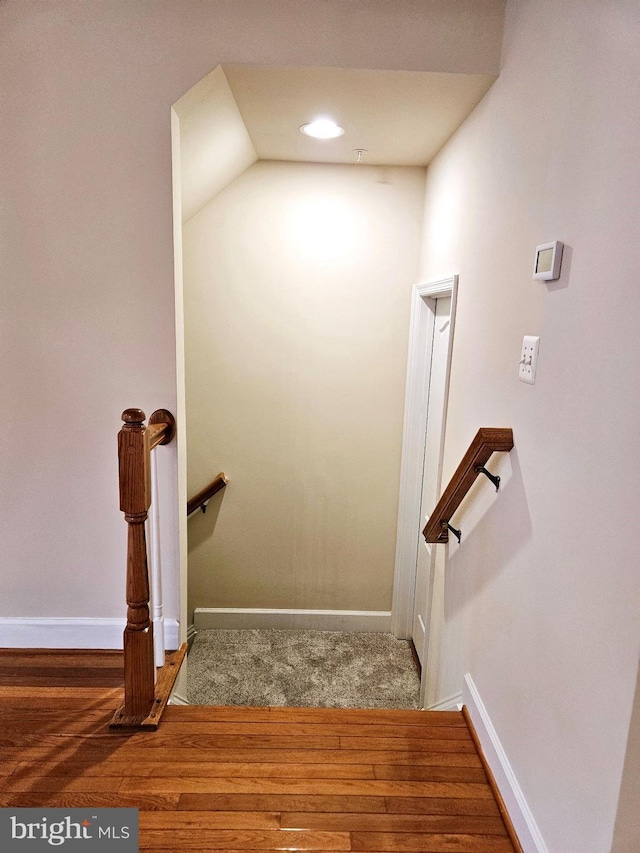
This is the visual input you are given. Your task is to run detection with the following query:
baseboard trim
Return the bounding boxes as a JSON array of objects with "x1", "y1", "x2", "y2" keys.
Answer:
[
  {"x1": 426, "y1": 691, "x2": 463, "y2": 711},
  {"x1": 0, "y1": 617, "x2": 180, "y2": 651},
  {"x1": 163, "y1": 620, "x2": 180, "y2": 650},
  {"x1": 193, "y1": 608, "x2": 392, "y2": 633},
  {"x1": 463, "y1": 673, "x2": 548, "y2": 853}
]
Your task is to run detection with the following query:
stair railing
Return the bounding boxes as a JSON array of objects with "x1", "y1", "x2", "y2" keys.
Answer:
[
  {"x1": 423, "y1": 427, "x2": 514, "y2": 544},
  {"x1": 111, "y1": 407, "x2": 187, "y2": 729},
  {"x1": 187, "y1": 473, "x2": 228, "y2": 517}
]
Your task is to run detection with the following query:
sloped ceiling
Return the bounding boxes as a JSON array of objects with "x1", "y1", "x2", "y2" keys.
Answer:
[
  {"x1": 175, "y1": 64, "x2": 497, "y2": 223},
  {"x1": 223, "y1": 64, "x2": 496, "y2": 167},
  {"x1": 174, "y1": 66, "x2": 258, "y2": 223}
]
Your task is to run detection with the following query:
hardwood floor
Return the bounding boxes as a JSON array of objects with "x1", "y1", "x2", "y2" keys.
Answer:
[{"x1": 0, "y1": 650, "x2": 519, "y2": 852}]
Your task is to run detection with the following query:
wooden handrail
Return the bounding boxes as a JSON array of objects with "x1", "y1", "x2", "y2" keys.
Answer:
[
  {"x1": 111, "y1": 407, "x2": 186, "y2": 729},
  {"x1": 423, "y1": 427, "x2": 514, "y2": 543},
  {"x1": 187, "y1": 473, "x2": 228, "y2": 516}
]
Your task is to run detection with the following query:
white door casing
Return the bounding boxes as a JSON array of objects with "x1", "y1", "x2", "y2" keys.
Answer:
[
  {"x1": 390, "y1": 276, "x2": 457, "y2": 701},
  {"x1": 411, "y1": 295, "x2": 451, "y2": 665}
]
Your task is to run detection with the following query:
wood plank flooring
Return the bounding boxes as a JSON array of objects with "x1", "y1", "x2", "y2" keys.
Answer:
[{"x1": 0, "y1": 650, "x2": 518, "y2": 852}]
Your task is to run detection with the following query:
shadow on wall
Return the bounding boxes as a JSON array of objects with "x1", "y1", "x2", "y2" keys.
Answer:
[
  {"x1": 612, "y1": 653, "x2": 640, "y2": 851},
  {"x1": 187, "y1": 488, "x2": 227, "y2": 624},
  {"x1": 444, "y1": 447, "x2": 533, "y2": 618},
  {"x1": 544, "y1": 243, "x2": 572, "y2": 293},
  {"x1": 188, "y1": 489, "x2": 226, "y2": 552}
]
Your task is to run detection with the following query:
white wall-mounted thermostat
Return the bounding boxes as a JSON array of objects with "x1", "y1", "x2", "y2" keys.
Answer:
[{"x1": 533, "y1": 240, "x2": 563, "y2": 281}]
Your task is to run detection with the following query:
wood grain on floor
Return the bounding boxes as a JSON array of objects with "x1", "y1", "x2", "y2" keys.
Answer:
[{"x1": 0, "y1": 649, "x2": 519, "y2": 852}]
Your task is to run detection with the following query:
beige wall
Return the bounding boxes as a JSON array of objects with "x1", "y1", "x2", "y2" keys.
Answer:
[
  {"x1": 184, "y1": 161, "x2": 425, "y2": 617},
  {"x1": 0, "y1": 0, "x2": 503, "y2": 624},
  {"x1": 612, "y1": 660, "x2": 640, "y2": 852},
  {"x1": 419, "y1": 1, "x2": 640, "y2": 850}
]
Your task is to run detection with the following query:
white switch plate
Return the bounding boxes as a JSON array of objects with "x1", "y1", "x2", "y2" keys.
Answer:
[{"x1": 519, "y1": 336, "x2": 540, "y2": 384}]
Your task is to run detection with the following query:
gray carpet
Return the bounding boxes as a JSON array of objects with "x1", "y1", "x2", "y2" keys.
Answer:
[{"x1": 187, "y1": 629, "x2": 420, "y2": 709}]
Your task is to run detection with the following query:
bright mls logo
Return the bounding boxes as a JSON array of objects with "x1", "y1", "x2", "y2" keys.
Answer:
[{"x1": 1, "y1": 808, "x2": 138, "y2": 850}]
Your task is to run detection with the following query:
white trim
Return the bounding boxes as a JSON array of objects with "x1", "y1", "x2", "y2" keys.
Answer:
[
  {"x1": 194, "y1": 608, "x2": 392, "y2": 633},
  {"x1": 463, "y1": 673, "x2": 548, "y2": 853},
  {"x1": 149, "y1": 450, "x2": 166, "y2": 667},
  {"x1": 169, "y1": 692, "x2": 190, "y2": 705},
  {"x1": 391, "y1": 275, "x2": 458, "y2": 642},
  {"x1": 163, "y1": 619, "x2": 180, "y2": 650},
  {"x1": 171, "y1": 105, "x2": 190, "y2": 655},
  {"x1": 0, "y1": 617, "x2": 180, "y2": 651},
  {"x1": 187, "y1": 623, "x2": 198, "y2": 645},
  {"x1": 426, "y1": 691, "x2": 463, "y2": 711}
]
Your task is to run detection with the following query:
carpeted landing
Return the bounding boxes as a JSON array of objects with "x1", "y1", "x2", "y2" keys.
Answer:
[{"x1": 187, "y1": 629, "x2": 421, "y2": 709}]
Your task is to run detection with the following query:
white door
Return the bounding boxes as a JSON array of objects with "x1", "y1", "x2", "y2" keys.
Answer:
[{"x1": 411, "y1": 295, "x2": 451, "y2": 665}]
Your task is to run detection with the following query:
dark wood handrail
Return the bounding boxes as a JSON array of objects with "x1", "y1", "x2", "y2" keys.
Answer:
[
  {"x1": 147, "y1": 407, "x2": 176, "y2": 449},
  {"x1": 423, "y1": 427, "x2": 514, "y2": 543},
  {"x1": 111, "y1": 407, "x2": 186, "y2": 730},
  {"x1": 187, "y1": 473, "x2": 228, "y2": 516}
]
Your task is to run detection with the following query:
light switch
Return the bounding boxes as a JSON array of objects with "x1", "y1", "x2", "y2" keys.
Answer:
[{"x1": 519, "y1": 336, "x2": 540, "y2": 384}]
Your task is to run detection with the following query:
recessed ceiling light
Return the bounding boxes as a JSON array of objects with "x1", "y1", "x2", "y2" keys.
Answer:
[{"x1": 299, "y1": 118, "x2": 345, "y2": 139}]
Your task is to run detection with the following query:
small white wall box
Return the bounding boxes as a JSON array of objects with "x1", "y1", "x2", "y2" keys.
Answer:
[{"x1": 533, "y1": 240, "x2": 563, "y2": 281}]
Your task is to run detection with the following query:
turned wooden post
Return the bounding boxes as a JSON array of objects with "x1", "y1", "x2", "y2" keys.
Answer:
[{"x1": 118, "y1": 408, "x2": 155, "y2": 719}]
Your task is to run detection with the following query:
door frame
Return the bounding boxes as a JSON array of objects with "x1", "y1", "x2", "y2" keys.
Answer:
[{"x1": 390, "y1": 276, "x2": 458, "y2": 693}]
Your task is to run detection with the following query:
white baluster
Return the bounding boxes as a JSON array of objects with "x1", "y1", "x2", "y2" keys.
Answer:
[{"x1": 148, "y1": 451, "x2": 165, "y2": 670}]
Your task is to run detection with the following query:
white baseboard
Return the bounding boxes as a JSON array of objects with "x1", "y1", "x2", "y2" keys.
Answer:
[
  {"x1": 463, "y1": 673, "x2": 548, "y2": 853},
  {"x1": 427, "y1": 691, "x2": 463, "y2": 711},
  {"x1": 0, "y1": 617, "x2": 180, "y2": 651},
  {"x1": 163, "y1": 620, "x2": 180, "y2": 650},
  {"x1": 193, "y1": 608, "x2": 392, "y2": 633}
]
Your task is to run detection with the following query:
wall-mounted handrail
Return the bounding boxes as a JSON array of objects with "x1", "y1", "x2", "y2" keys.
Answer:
[
  {"x1": 423, "y1": 427, "x2": 514, "y2": 544},
  {"x1": 187, "y1": 473, "x2": 228, "y2": 516},
  {"x1": 111, "y1": 407, "x2": 186, "y2": 729}
]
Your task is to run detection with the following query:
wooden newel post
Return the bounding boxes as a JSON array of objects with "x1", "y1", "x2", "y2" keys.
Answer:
[
  {"x1": 111, "y1": 405, "x2": 184, "y2": 730},
  {"x1": 118, "y1": 408, "x2": 155, "y2": 720}
]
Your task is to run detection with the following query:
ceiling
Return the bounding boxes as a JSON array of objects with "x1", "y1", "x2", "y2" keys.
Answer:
[
  {"x1": 174, "y1": 63, "x2": 498, "y2": 222},
  {"x1": 222, "y1": 64, "x2": 496, "y2": 167}
]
